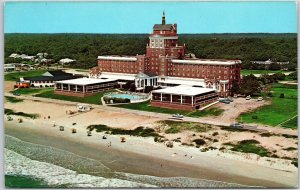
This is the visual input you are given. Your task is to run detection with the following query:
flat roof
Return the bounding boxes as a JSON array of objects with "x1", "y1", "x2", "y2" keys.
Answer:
[
  {"x1": 100, "y1": 72, "x2": 136, "y2": 80},
  {"x1": 98, "y1": 56, "x2": 137, "y2": 61},
  {"x1": 152, "y1": 85, "x2": 216, "y2": 96},
  {"x1": 158, "y1": 76, "x2": 205, "y2": 86},
  {"x1": 172, "y1": 59, "x2": 241, "y2": 65},
  {"x1": 56, "y1": 77, "x2": 117, "y2": 85}
]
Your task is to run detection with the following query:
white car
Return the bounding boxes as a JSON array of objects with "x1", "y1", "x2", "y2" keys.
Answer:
[
  {"x1": 172, "y1": 113, "x2": 183, "y2": 118},
  {"x1": 257, "y1": 97, "x2": 263, "y2": 101}
]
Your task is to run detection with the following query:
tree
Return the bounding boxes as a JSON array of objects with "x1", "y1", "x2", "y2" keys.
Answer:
[
  {"x1": 231, "y1": 81, "x2": 240, "y2": 94},
  {"x1": 239, "y1": 75, "x2": 261, "y2": 96},
  {"x1": 288, "y1": 72, "x2": 297, "y2": 80}
]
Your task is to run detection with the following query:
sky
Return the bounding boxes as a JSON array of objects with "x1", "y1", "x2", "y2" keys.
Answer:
[{"x1": 4, "y1": 1, "x2": 297, "y2": 34}]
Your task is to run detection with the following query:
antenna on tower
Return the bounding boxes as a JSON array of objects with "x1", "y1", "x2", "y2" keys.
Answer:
[{"x1": 162, "y1": 11, "x2": 166, "y2": 25}]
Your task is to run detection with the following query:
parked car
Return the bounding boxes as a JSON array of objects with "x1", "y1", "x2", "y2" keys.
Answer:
[
  {"x1": 219, "y1": 99, "x2": 230, "y2": 104},
  {"x1": 172, "y1": 113, "x2": 183, "y2": 118},
  {"x1": 257, "y1": 97, "x2": 263, "y2": 101},
  {"x1": 230, "y1": 123, "x2": 244, "y2": 128},
  {"x1": 245, "y1": 95, "x2": 251, "y2": 100}
]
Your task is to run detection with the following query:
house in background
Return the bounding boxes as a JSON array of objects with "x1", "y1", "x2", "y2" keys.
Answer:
[
  {"x1": 59, "y1": 58, "x2": 76, "y2": 67},
  {"x1": 23, "y1": 70, "x2": 81, "y2": 87}
]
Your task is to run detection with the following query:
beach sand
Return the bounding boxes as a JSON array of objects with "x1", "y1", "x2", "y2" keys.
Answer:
[{"x1": 5, "y1": 119, "x2": 298, "y2": 188}]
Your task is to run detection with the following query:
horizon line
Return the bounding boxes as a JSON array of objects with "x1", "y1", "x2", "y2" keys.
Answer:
[{"x1": 5, "y1": 32, "x2": 298, "y2": 35}]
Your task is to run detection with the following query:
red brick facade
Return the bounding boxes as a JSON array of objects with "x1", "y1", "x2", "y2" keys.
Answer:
[{"x1": 96, "y1": 13, "x2": 241, "y2": 96}]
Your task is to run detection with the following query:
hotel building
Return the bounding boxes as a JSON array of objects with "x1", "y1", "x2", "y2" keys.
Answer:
[{"x1": 57, "y1": 13, "x2": 241, "y2": 110}]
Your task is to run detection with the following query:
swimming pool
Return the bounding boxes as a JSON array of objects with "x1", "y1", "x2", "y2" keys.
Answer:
[{"x1": 107, "y1": 93, "x2": 146, "y2": 100}]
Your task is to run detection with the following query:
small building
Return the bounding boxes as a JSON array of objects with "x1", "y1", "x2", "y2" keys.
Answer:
[
  {"x1": 151, "y1": 85, "x2": 219, "y2": 111},
  {"x1": 9, "y1": 53, "x2": 20, "y2": 58},
  {"x1": 4, "y1": 64, "x2": 16, "y2": 72},
  {"x1": 23, "y1": 70, "x2": 80, "y2": 87},
  {"x1": 59, "y1": 58, "x2": 76, "y2": 66},
  {"x1": 54, "y1": 78, "x2": 118, "y2": 97}
]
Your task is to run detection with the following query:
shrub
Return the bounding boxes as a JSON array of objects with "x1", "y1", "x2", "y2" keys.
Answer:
[
  {"x1": 219, "y1": 147, "x2": 226, "y2": 151},
  {"x1": 200, "y1": 148, "x2": 209, "y2": 152},
  {"x1": 240, "y1": 139, "x2": 260, "y2": 144},
  {"x1": 279, "y1": 93, "x2": 285, "y2": 98},
  {"x1": 260, "y1": 133, "x2": 272, "y2": 137},
  {"x1": 266, "y1": 92, "x2": 273, "y2": 97},
  {"x1": 292, "y1": 159, "x2": 298, "y2": 168},
  {"x1": 103, "y1": 96, "x2": 110, "y2": 103},
  {"x1": 45, "y1": 85, "x2": 49, "y2": 87},
  {"x1": 213, "y1": 139, "x2": 219, "y2": 143},
  {"x1": 181, "y1": 143, "x2": 194, "y2": 146},
  {"x1": 193, "y1": 139, "x2": 206, "y2": 146},
  {"x1": 208, "y1": 146, "x2": 217, "y2": 150},
  {"x1": 212, "y1": 132, "x2": 219, "y2": 136}
]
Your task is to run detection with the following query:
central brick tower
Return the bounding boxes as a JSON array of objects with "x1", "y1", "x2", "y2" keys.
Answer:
[{"x1": 146, "y1": 12, "x2": 185, "y2": 76}]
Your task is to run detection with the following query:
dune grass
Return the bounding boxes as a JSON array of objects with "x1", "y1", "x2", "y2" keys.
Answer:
[
  {"x1": 238, "y1": 83, "x2": 298, "y2": 129},
  {"x1": 224, "y1": 140, "x2": 271, "y2": 157},
  {"x1": 87, "y1": 125, "x2": 161, "y2": 137},
  {"x1": 5, "y1": 96, "x2": 23, "y2": 103},
  {"x1": 5, "y1": 108, "x2": 39, "y2": 119},
  {"x1": 158, "y1": 120, "x2": 213, "y2": 134}
]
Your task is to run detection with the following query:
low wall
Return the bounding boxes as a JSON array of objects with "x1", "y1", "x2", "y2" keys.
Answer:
[{"x1": 150, "y1": 101, "x2": 194, "y2": 111}]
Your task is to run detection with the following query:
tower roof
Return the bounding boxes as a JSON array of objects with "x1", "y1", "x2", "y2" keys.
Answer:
[{"x1": 153, "y1": 24, "x2": 173, "y2": 30}]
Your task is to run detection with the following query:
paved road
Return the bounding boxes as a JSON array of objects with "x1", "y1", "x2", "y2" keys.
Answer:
[{"x1": 4, "y1": 92, "x2": 297, "y2": 135}]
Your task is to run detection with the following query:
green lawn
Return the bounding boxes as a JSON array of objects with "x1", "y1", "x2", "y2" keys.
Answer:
[
  {"x1": 35, "y1": 90, "x2": 117, "y2": 105},
  {"x1": 112, "y1": 101, "x2": 224, "y2": 118},
  {"x1": 281, "y1": 117, "x2": 298, "y2": 129},
  {"x1": 112, "y1": 101, "x2": 190, "y2": 115},
  {"x1": 241, "y1": 69, "x2": 284, "y2": 76},
  {"x1": 5, "y1": 70, "x2": 47, "y2": 81},
  {"x1": 187, "y1": 107, "x2": 224, "y2": 117},
  {"x1": 238, "y1": 83, "x2": 298, "y2": 129},
  {"x1": 10, "y1": 88, "x2": 52, "y2": 95}
]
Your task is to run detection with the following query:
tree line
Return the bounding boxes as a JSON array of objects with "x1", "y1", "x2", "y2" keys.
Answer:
[{"x1": 4, "y1": 33, "x2": 297, "y2": 69}]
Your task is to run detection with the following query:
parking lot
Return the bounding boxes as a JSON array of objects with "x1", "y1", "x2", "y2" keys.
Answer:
[{"x1": 206, "y1": 97, "x2": 269, "y2": 124}]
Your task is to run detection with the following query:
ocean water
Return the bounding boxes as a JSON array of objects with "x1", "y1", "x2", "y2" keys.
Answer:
[{"x1": 5, "y1": 135, "x2": 249, "y2": 188}]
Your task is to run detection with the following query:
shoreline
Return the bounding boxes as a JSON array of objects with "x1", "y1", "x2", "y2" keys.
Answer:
[{"x1": 4, "y1": 120, "x2": 298, "y2": 188}]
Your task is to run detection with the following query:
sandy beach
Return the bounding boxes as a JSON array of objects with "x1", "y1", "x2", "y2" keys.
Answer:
[
  {"x1": 3, "y1": 98, "x2": 298, "y2": 188},
  {"x1": 5, "y1": 118, "x2": 298, "y2": 188}
]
